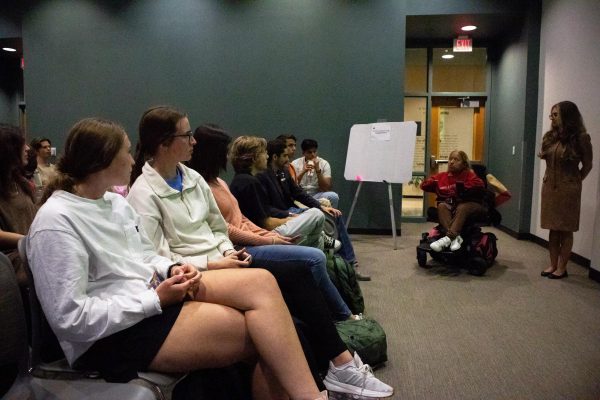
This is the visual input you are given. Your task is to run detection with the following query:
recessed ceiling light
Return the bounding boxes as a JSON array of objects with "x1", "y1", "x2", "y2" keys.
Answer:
[
  {"x1": 442, "y1": 54, "x2": 454, "y2": 59},
  {"x1": 2, "y1": 47, "x2": 17, "y2": 52},
  {"x1": 461, "y1": 25, "x2": 477, "y2": 31}
]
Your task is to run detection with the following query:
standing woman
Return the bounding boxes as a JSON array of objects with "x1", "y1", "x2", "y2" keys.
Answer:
[
  {"x1": 0, "y1": 124, "x2": 37, "y2": 286},
  {"x1": 28, "y1": 117, "x2": 326, "y2": 400},
  {"x1": 539, "y1": 101, "x2": 593, "y2": 279}
]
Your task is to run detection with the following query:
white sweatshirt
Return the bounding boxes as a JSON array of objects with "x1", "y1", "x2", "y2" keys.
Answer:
[
  {"x1": 127, "y1": 162, "x2": 234, "y2": 270},
  {"x1": 27, "y1": 190, "x2": 173, "y2": 365}
]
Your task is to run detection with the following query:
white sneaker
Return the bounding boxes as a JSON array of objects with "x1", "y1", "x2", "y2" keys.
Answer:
[
  {"x1": 324, "y1": 352, "x2": 394, "y2": 398},
  {"x1": 450, "y1": 235, "x2": 463, "y2": 251},
  {"x1": 430, "y1": 236, "x2": 451, "y2": 252},
  {"x1": 348, "y1": 313, "x2": 364, "y2": 321}
]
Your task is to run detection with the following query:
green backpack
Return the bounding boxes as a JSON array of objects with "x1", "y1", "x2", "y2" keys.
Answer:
[
  {"x1": 325, "y1": 253, "x2": 365, "y2": 315},
  {"x1": 335, "y1": 317, "x2": 388, "y2": 367}
]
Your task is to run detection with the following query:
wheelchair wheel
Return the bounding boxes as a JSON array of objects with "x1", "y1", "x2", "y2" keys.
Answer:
[
  {"x1": 468, "y1": 256, "x2": 487, "y2": 276},
  {"x1": 417, "y1": 249, "x2": 428, "y2": 267}
]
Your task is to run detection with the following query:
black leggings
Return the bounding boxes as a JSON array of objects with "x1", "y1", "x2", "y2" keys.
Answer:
[{"x1": 252, "y1": 262, "x2": 347, "y2": 373}]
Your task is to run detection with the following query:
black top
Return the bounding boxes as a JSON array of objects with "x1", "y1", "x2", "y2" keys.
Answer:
[
  {"x1": 229, "y1": 172, "x2": 272, "y2": 227},
  {"x1": 257, "y1": 168, "x2": 321, "y2": 218}
]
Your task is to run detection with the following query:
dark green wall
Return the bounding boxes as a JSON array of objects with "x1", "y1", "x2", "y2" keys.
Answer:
[
  {"x1": 487, "y1": 2, "x2": 540, "y2": 234},
  {"x1": 21, "y1": 0, "x2": 535, "y2": 230}
]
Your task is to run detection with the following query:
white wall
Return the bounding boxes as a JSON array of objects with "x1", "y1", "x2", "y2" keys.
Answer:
[{"x1": 533, "y1": 0, "x2": 600, "y2": 269}]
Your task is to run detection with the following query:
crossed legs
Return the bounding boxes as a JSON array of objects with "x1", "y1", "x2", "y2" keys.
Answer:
[{"x1": 149, "y1": 268, "x2": 321, "y2": 400}]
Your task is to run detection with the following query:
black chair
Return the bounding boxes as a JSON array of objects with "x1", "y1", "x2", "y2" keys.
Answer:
[
  {"x1": 0, "y1": 251, "x2": 159, "y2": 399},
  {"x1": 17, "y1": 239, "x2": 185, "y2": 400}
]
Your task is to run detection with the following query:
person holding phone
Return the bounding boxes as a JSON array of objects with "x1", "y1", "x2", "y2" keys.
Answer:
[
  {"x1": 27, "y1": 117, "x2": 327, "y2": 400},
  {"x1": 420, "y1": 150, "x2": 486, "y2": 252},
  {"x1": 127, "y1": 106, "x2": 393, "y2": 398},
  {"x1": 190, "y1": 124, "x2": 359, "y2": 322}
]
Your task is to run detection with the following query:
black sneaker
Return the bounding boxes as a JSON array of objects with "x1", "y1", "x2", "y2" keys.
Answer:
[{"x1": 322, "y1": 233, "x2": 342, "y2": 251}]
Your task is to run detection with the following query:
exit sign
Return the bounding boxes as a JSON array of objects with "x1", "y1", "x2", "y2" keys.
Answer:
[{"x1": 453, "y1": 36, "x2": 472, "y2": 52}]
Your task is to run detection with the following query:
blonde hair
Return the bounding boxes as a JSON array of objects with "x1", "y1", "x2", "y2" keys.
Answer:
[
  {"x1": 449, "y1": 150, "x2": 471, "y2": 170},
  {"x1": 229, "y1": 136, "x2": 267, "y2": 173}
]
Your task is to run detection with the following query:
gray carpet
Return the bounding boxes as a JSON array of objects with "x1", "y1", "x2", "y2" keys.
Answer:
[{"x1": 350, "y1": 223, "x2": 600, "y2": 400}]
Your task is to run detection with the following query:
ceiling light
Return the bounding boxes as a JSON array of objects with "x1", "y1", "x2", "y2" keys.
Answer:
[
  {"x1": 2, "y1": 47, "x2": 17, "y2": 52},
  {"x1": 461, "y1": 25, "x2": 477, "y2": 31},
  {"x1": 442, "y1": 54, "x2": 454, "y2": 59}
]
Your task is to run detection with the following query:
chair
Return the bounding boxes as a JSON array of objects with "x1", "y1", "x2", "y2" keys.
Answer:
[
  {"x1": 15, "y1": 239, "x2": 185, "y2": 400},
  {"x1": 0, "y1": 251, "x2": 157, "y2": 399}
]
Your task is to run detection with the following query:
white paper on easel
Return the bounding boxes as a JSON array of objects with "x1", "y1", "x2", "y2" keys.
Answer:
[
  {"x1": 370, "y1": 123, "x2": 391, "y2": 141},
  {"x1": 344, "y1": 122, "x2": 417, "y2": 184}
]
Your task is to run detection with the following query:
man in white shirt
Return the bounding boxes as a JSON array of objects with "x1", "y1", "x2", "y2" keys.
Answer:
[{"x1": 291, "y1": 139, "x2": 340, "y2": 208}]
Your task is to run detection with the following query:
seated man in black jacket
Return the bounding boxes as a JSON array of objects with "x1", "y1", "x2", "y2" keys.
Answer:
[{"x1": 258, "y1": 139, "x2": 371, "y2": 281}]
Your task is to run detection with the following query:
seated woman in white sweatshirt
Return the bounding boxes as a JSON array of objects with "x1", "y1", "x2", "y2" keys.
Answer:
[
  {"x1": 27, "y1": 117, "x2": 327, "y2": 400},
  {"x1": 126, "y1": 106, "x2": 393, "y2": 399}
]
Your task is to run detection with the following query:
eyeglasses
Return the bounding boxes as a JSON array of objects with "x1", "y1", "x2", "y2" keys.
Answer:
[
  {"x1": 171, "y1": 131, "x2": 194, "y2": 143},
  {"x1": 549, "y1": 112, "x2": 559, "y2": 119}
]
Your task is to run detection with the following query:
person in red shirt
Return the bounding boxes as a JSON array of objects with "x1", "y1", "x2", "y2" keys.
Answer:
[{"x1": 420, "y1": 150, "x2": 487, "y2": 252}]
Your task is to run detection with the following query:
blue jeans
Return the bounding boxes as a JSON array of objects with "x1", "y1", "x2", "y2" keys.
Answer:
[
  {"x1": 335, "y1": 215, "x2": 357, "y2": 265},
  {"x1": 246, "y1": 244, "x2": 351, "y2": 321},
  {"x1": 313, "y1": 191, "x2": 339, "y2": 208},
  {"x1": 288, "y1": 207, "x2": 357, "y2": 265}
]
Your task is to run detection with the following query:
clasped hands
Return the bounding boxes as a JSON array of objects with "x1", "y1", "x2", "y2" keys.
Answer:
[{"x1": 156, "y1": 263, "x2": 201, "y2": 307}]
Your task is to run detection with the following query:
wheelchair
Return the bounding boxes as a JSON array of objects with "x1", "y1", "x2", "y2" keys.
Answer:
[{"x1": 416, "y1": 164, "x2": 501, "y2": 276}]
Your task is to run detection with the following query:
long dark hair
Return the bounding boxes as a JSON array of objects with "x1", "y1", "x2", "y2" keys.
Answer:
[
  {"x1": 41, "y1": 118, "x2": 126, "y2": 204},
  {"x1": 0, "y1": 124, "x2": 33, "y2": 201},
  {"x1": 190, "y1": 124, "x2": 231, "y2": 183},
  {"x1": 131, "y1": 105, "x2": 187, "y2": 185},
  {"x1": 539, "y1": 101, "x2": 587, "y2": 160}
]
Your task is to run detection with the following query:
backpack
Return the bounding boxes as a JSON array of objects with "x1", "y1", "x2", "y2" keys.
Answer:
[
  {"x1": 325, "y1": 253, "x2": 365, "y2": 315},
  {"x1": 471, "y1": 231, "x2": 498, "y2": 267},
  {"x1": 335, "y1": 317, "x2": 388, "y2": 367}
]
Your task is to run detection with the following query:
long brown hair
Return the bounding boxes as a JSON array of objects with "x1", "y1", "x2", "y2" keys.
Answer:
[
  {"x1": 41, "y1": 118, "x2": 126, "y2": 203},
  {"x1": 539, "y1": 101, "x2": 587, "y2": 160},
  {"x1": 131, "y1": 105, "x2": 187, "y2": 185},
  {"x1": 0, "y1": 124, "x2": 33, "y2": 201}
]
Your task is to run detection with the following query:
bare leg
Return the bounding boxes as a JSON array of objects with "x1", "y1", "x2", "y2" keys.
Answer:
[
  {"x1": 151, "y1": 268, "x2": 320, "y2": 400},
  {"x1": 544, "y1": 230, "x2": 560, "y2": 274},
  {"x1": 331, "y1": 351, "x2": 353, "y2": 367},
  {"x1": 556, "y1": 231, "x2": 573, "y2": 275}
]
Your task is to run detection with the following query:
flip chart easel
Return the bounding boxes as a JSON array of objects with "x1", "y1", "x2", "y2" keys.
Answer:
[{"x1": 344, "y1": 122, "x2": 417, "y2": 249}]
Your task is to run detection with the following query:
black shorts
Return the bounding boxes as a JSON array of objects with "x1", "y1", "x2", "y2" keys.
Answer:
[{"x1": 73, "y1": 303, "x2": 183, "y2": 383}]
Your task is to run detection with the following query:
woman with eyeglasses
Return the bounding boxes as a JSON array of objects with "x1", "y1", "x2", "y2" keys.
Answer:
[
  {"x1": 28, "y1": 115, "x2": 327, "y2": 400},
  {"x1": 538, "y1": 101, "x2": 593, "y2": 279},
  {"x1": 126, "y1": 106, "x2": 393, "y2": 399}
]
